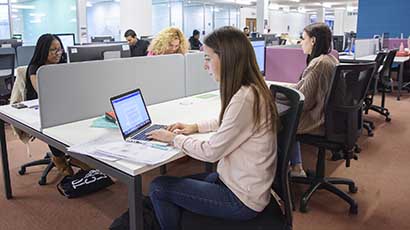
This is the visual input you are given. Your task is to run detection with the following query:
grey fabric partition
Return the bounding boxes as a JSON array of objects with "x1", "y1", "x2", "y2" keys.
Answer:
[
  {"x1": 37, "y1": 54, "x2": 185, "y2": 129},
  {"x1": 16, "y1": 46, "x2": 35, "y2": 66},
  {"x1": 184, "y1": 53, "x2": 218, "y2": 96}
]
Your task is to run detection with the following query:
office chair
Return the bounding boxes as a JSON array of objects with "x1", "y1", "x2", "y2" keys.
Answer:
[
  {"x1": 292, "y1": 63, "x2": 376, "y2": 215},
  {"x1": 365, "y1": 49, "x2": 397, "y2": 122},
  {"x1": 0, "y1": 53, "x2": 16, "y2": 105},
  {"x1": 363, "y1": 52, "x2": 387, "y2": 136},
  {"x1": 180, "y1": 84, "x2": 304, "y2": 230}
]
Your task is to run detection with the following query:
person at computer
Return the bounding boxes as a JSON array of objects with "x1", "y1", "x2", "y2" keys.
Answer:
[
  {"x1": 288, "y1": 22, "x2": 339, "y2": 177},
  {"x1": 147, "y1": 27, "x2": 188, "y2": 56},
  {"x1": 243, "y1": 26, "x2": 250, "y2": 37},
  {"x1": 26, "y1": 34, "x2": 89, "y2": 176},
  {"x1": 146, "y1": 26, "x2": 279, "y2": 230},
  {"x1": 188, "y1": 29, "x2": 203, "y2": 50},
  {"x1": 124, "y1": 29, "x2": 150, "y2": 57}
]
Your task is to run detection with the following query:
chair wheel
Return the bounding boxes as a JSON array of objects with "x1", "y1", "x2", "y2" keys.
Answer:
[
  {"x1": 368, "y1": 132, "x2": 374, "y2": 137},
  {"x1": 38, "y1": 178, "x2": 47, "y2": 186},
  {"x1": 349, "y1": 185, "x2": 358, "y2": 193},
  {"x1": 370, "y1": 123, "x2": 375, "y2": 129},
  {"x1": 18, "y1": 168, "x2": 26, "y2": 175},
  {"x1": 349, "y1": 203, "x2": 358, "y2": 215},
  {"x1": 299, "y1": 205, "x2": 308, "y2": 213},
  {"x1": 386, "y1": 117, "x2": 391, "y2": 122}
]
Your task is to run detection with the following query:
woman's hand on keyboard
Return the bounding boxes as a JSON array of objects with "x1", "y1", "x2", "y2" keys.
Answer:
[
  {"x1": 167, "y1": 122, "x2": 198, "y2": 135},
  {"x1": 147, "y1": 129, "x2": 176, "y2": 144}
]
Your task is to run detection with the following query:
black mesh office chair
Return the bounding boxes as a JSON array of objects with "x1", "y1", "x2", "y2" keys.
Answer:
[
  {"x1": 292, "y1": 63, "x2": 376, "y2": 215},
  {"x1": 180, "y1": 84, "x2": 304, "y2": 230},
  {"x1": 363, "y1": 52, "x2": 387, "y2": 136},
  {"x1": 365, "y1": 49, "x2": 397, "y2": 122},
  {"x1": 0, "y1": 53, "x2": 15, "y2": 105},
  {"x1": 18, "y1": 152, "x2": 57, "y2": 185}
]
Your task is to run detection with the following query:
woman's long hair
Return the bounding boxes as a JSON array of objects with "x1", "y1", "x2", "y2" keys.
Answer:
[
  {"x1": 204, "y1": 26, "x2": 278, "y2": 133},
  {"x1": 304, "y1": 23, "x2": 332, "y2": 65},
  {"x1": 29, "y1": 34, "x2": 66, "y2": 67}
]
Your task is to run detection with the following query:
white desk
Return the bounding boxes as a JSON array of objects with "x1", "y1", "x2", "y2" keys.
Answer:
[
  {"x1": 0, "y1": 89, "x2": 289, "y2": 230},
  {"x1": 340, "y1": 54, "x2": 410, "y2": 100}
]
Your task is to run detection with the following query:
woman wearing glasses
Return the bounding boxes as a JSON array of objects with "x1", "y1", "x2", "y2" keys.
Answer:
[{"x1": 26, "y1": 34, "x2": 87, "y2": 176}]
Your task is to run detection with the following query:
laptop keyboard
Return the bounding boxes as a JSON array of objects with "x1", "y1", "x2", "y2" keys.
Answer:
[{"x1": 131, "y1": 124, "x2": 167, "y2": 141}]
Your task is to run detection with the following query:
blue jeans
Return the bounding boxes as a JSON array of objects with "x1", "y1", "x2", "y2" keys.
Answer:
[
  {"x1": 149, "y1": 172, "x2": 258, "y2": 230},
  {"x1": 290, "y1": 141, "x2": 302, "y2": 166}
]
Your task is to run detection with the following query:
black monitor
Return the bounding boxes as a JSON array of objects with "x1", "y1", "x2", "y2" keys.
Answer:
[
  {"x1": 333, "y1": 35, "x2": 344, "y2": 52},
  {"x1": 55, "y1": 33, "x2": 76, "y2": 52},
  {"x1": 382, "y1": 32, "x2": 390, "y2": 49},
  {"x1": 250, "y1": 39, "x2": 265, "y2": 75},
  {"x1": 91, "y1": 35, "x2": 115, "y2": 43},
  {"x1": 67, "y1": 43, "x2": 131, "y2": 63},
  {"x1": 0, "y1": 39, "x2": 22, "y2": 48},
  {"x1": 262, "y1": 34, "x2": 278, "y2": 46}
]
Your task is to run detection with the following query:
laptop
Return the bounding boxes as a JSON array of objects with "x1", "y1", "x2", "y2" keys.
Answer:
[{"x1": 110, "y1": 88, "x2": 166, "y2": 142}]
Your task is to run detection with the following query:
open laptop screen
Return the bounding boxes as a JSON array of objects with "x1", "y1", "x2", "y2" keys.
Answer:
[{"x1": 111, "y1": 89, "x2": 150, "y2": 137}]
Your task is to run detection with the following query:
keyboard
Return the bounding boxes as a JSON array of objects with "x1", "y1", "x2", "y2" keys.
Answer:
[{"x1": 131, "y1": 124, "x2": 167, "y2": 141}]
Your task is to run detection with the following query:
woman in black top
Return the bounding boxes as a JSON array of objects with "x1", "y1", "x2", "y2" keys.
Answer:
[{"x1": 26, "y1": 34, "x2": 75, "y2": 176}]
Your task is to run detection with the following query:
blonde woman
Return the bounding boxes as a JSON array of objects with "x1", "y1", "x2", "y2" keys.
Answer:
[{"x1": 147, "y1": 27, "x2": 189, "y2": 55}]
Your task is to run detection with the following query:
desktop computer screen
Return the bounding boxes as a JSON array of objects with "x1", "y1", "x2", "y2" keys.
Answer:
[
  {"x1": 0, "y1": 39, "x2": 22, "y2": 48},
  {"x1": 67, "y1": 43, "x2": 131, "y2": 63},
  {"x1": 91, "y1": 35, "x2": 115, "y2": 43},
  {"x1": 250, "y1": 39, "x2": 265, "y2": 75},
  {"x1": 55, "y1": 33, "x2": 75, "y2": 52},
  {"x1": 333, "y1": 35, "x2": 344, "y2": 52}
]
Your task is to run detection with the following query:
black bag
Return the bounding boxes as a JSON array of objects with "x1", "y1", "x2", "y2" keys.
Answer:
[
  {"x1": 109, "y1": 196, "x2": 160, "y2": 230},
  {"x1": 57, "y1": 169, "x2": 114, "y2": 198}
]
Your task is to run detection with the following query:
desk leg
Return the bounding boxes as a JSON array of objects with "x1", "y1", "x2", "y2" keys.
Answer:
[
  {"x1": 0, "y1": 120, "x2": 12, "y2": 199},
  {"x1": 397, "y1": 63, "x2": 404, "y2": 101},
  {"x1": 128, "y1": 175, "x2": 143, "y2": 230}
]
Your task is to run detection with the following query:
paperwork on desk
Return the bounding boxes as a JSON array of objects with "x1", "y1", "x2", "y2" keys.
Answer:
[{"x1": 68, "y1": 134, "x2": 180, "y2": 165}]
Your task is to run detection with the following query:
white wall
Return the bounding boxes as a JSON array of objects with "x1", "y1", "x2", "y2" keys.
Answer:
[
  {"x1": 268, "y1": 10, "x2": 309, "y2": 37},
  {"x1": 87, "y1": 1, "x2": 121, "y2": 41},
  {"x1": 333, "y1": 10, "x2": 358, "y2": 35},
  {"x1": 240, "y1": 7, "x2": 256, "y2": 30}
]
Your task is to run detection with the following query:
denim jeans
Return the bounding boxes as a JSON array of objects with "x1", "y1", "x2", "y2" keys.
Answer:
[
  {"x1": 149, "y1": 172, "x2": 258, "y2": 230},
  {"x1": 290, "y1": 141, "x2": 302, "y2": 166}
]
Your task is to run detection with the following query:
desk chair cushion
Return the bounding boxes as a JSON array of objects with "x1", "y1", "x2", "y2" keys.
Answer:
[{"x1": 180, "y1": 199, "x2": 288, "y2": 230}]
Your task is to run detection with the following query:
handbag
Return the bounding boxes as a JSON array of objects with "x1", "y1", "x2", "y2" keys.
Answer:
[{"x1": 57, "y1": 169, "x2": 114, "y2": 198}]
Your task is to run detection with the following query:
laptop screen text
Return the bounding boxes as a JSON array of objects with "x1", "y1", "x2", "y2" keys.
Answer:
[{"x1": 111, "y1": 91, "x2": 150, "y2": 136}]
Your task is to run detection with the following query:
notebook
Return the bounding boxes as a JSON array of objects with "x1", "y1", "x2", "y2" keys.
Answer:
[{"x1": 110, "y1": 88, "x2": 166, "y2": 142}]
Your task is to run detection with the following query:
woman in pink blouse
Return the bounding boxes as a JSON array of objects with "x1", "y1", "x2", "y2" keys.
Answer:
[{"x1": 147, "y1": 26, "x2": 279, "y2": 230}]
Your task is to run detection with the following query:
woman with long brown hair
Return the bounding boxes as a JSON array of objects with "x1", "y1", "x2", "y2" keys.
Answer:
[{"x1": 147, "y1": 26, "x2": 279, "y2": 230}]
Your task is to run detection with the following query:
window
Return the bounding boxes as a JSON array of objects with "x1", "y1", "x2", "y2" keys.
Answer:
[
  {"x1": 0, "y1": 2, "x2": 10, "y2": 39},
  {"x1": 87, "y1": 1, "x2": 121, "y2": 41},
  {"x1": 10, "y1": 0, "x2": 77, "y2": 45}
]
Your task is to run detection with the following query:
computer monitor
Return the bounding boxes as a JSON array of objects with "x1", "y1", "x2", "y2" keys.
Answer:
[
  {"x1": 55, "y1": 33, "x2": 75, "y2": 52},
  {"x1": 67, "y1": 43, "x2": 131, "y2": 63},
  {"x1": 91, "y1": 35, "x2": 115, "y2": 43},
  {"x1": 0, "y1": 39, "x2": 22, "y2": 48},
  {"x1": 333, "y1": 35, "x2": 344, "y2": 52},
  {"x1": 382, "y1": 32, "x2": 390, "y2": 49},
  {"x1": 250, "y1": 39, "x2": 265, "y2": 75},
  {"x1": 262, "y1": 34, "x2": 278, "y2": 46}
]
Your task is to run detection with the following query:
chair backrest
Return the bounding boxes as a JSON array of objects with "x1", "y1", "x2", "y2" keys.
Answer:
[
  {"x1": 0, "y1": 53, "x2": 15, "y2": 75},
  {"x1": 367, "y1": 52, "x2": 387, "y2": 95},
  {"x1": 379, "y1": 49, "x2": 397, "y2": 84},
  {"x1": 324, "y1": 63, "x2": 376, "y2": 148},
  {"x1": 270, "y1": 84, "x2": 304, "y2": 228}
]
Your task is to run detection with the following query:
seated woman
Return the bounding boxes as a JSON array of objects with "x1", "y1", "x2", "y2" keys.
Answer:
[
  {"x1": 147, "y1": 26, "x2": 279, "y2": 230},
  {"x1": 290, "y1": 23, "x2": 339, "y2": 176},
  {"x1": 147, "y1": 27, "x2": 189, "y2": 56},
  {"x1": 26, "y1": 34, "x2": 89, "y2": 176}
]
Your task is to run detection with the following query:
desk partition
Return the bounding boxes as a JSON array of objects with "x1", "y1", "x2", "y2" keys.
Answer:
[
  {"x1": 184, "y1": 53, "x2": 218, "y2": 96},
  {"x1": 37, "y1": 54, "x2": 185, "y2": 129},
  {"x1": 16, "y1": 46, "x2": 35, "y2": 67}
]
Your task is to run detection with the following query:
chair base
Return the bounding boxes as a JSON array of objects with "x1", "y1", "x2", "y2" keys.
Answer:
[
  {"x1": 369, "y1": 105, "x2": 391, "y2": 122},
  {"x1": 19, "y1": 152, "x2": 55, "y2": 186},
  {"x1": 363, "y1": 120, "x2": 375, "y2": 136},
  {"x1": 292, "y1": 175, "x2": 358, "y2": 215}
]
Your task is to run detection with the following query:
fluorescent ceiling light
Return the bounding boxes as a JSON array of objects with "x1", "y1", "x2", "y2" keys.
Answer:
[
  {"x1": 86, "y1": 2, "x2": 92, "y2": 7},
  {"x1": 289, "y1": 0, "x2": 300, "y2": 2},
  {"x1": 11, "y1": 4, "x2": 36, "y2": 10},
  {"x1": 322, "y1": 3, "x2": 332, "y2": 8}
]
